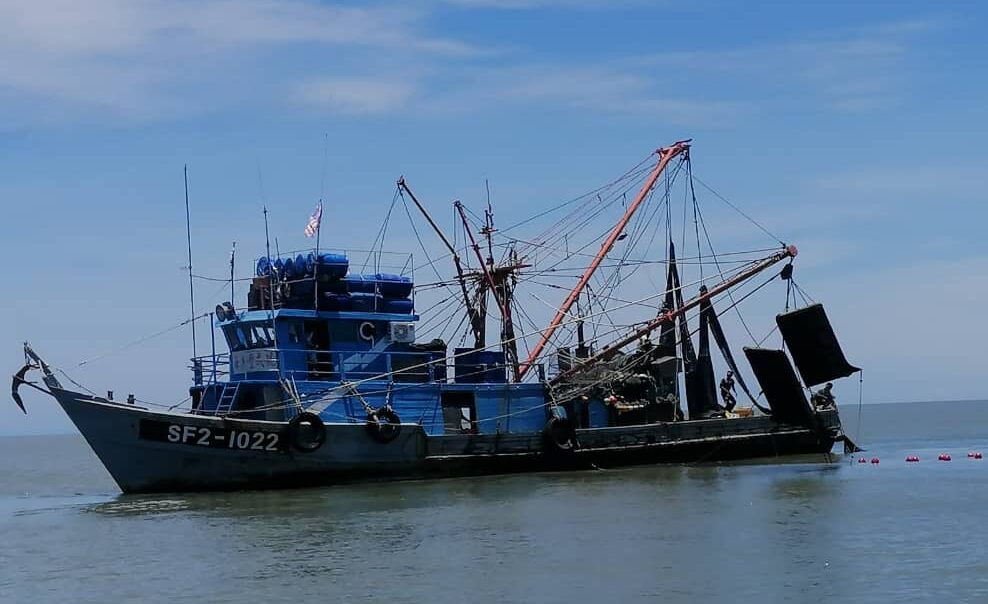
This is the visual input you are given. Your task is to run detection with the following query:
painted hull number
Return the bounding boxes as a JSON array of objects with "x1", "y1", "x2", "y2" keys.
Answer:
[{"x1": 139, "y1": 419, "x2": 284, "y2": 452}]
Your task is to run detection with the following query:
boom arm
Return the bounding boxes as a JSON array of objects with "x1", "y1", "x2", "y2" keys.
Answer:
[{"x1": 397, "y1": 178, "x2": 486, "y2": 347}]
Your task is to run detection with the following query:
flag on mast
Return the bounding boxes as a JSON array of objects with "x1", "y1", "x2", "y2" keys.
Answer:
[{"x1": 304, "y1": 201, "x2": 323, "y2": 238}]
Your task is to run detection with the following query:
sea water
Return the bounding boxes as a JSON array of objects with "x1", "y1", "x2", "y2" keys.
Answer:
[{"x1": 1, "y1": 400, "x2": 987, "y2": 603}]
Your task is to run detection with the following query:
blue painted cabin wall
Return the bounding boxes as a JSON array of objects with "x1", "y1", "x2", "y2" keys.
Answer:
[{"x1": 210, "y1": 308, "x2": 550, "y2": 436}]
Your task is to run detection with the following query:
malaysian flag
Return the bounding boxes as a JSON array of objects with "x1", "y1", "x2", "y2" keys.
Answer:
[{"x1": 304, "y1": 201, "x2": 323, "y2": 237}]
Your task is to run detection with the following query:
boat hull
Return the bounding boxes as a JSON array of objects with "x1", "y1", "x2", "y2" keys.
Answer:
[{"x1": 52, "y1": 388, "x2": 843, "y2": 494}]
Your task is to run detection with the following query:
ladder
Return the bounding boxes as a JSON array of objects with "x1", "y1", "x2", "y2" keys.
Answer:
[{"x1": 215, "y1": 383, "x2": 240, "y2": 416}]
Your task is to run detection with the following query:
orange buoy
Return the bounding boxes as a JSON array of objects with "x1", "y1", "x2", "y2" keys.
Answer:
[
  {"x1": 968, "y1": 452, "x2": 975, "y2": 458},
  {"x1": 857, "y1": 457, "x2": 867, "y2": 464},
  {"x1": 870, "y1": 457, "x2": 880, "y2": 464},
  {"x1": 938, "y1": 453, "x2": 952, "y2": 461},
  {"x1": 906, "y1": 455, "x2": 919, "y2": 462},
  {"x1": 975, "y1": 452, "x2": 983, "y2": 460}
]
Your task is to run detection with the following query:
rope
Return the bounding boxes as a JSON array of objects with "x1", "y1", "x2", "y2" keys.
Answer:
[
  {"x1": 855, "y1": 369, "x2": 864, "y2": 445},
  {"x1": 691, "y1": 173, "x2": 785, "y2": 244}
]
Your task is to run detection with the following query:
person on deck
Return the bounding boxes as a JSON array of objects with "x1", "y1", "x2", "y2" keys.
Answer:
[
  {"x1": 812, "y1": 383, "x2": 836, "y2": 409},
  {"x1": 719, "y1": 370, "x2": 737, "y2": 411}
]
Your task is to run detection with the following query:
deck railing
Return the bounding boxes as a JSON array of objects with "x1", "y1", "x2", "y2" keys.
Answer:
[{"x1": 190, "y1": 348, "x2": 543, "y2": 386}]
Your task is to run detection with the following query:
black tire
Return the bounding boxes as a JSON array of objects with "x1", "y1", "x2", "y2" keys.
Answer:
[
  {"x1": 545, "y1": 416, "x2": 576, "y2": 451},
  {"x1": 287, "y1": 411, "x2": 326, "y2": 453},
  {"x1": 366, "y1": 407, "x2": 401, "y2": 444}
]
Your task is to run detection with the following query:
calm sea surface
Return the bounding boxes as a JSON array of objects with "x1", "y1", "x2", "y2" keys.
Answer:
[{"x1": 2, "y1": 400, "x2": 988, "y2": 603}]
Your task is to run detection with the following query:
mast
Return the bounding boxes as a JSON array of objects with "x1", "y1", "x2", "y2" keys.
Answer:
[
  {"x1": 455, "y1": 201, "x2": 521, "y2": 380},
  {"x1": 183, "y1": 165, "x2": 197, "y2": 358},
  {"x1": 550, "y1": 245, "x2": 798, "y2": 384},
  {"x1": 397, "y1": 177, "x2": 486, "y2": 348},
  {"x1": 518, "y1": 140, "x2": 691, "y2": 380}
]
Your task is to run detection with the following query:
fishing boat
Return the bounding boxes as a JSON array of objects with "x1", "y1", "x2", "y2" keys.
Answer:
[{"x1": 11, "y1": 140, "x2": 861, "y2": 494}]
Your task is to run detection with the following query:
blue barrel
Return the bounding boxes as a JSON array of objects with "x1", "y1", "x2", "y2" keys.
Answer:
[
  {"x1": 315, "y1": 253, "x2": 349, "y2": 279},
  {"x1": 296, "y1": 254, "x2": 309, "y2": 276},
  {"x1": 382, "y1": 299, "x2": 414, "y2": 314},
  {"x1": 344, "y1": 274, "x2": 376, "y2": 294},
  {"x1": 349, "y1": 292, "x2": 382, "y2": 312},
  {"x1": 319, "y1": 292, "x2": 351, "y2": 311},
  {"x1": 374, "y1": 273, "x2": 413, "y2": 298},
  {"x1": 283, "y1": 257, "x2": 297, "y2": 279},
  {"x1": 273, "y1": 258, "x2": 285, "y2": 276},
  {"x1": 256, "y1": 256, "x2": 271, "y2": 277}
]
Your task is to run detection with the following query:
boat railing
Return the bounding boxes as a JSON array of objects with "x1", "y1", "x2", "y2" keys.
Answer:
[
  {"x1": 189, "y1": 353, "x2": 231, "y2": 386},
  {"x1": 190, "y1": 348, "x2": 541, "y2": 385}
]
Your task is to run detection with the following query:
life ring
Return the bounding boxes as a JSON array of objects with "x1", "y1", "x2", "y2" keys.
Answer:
[
  {"x1": 287, "y1": 411, "x2": 326, "y2": 453},
  {"x1": 366, "y1": 407, "x2": 401, "y2": 444},
  {"x1": 544, "y1": 416, "x2": 576, "y2": 451}
]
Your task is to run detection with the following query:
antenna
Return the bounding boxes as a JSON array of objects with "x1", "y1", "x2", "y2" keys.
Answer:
[
  {"x1": 262, "y1": 208, "x2": 279, "y2": 338},
  {"x1": 184, "y1": 165, "x2": 197, "y2": 358},
  {"x1": 229, "y1": 241, "x2": 236, "y2": 305}
]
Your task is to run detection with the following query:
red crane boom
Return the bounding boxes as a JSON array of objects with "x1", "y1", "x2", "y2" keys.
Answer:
[{"x1": 517, "y1": 140, "x2": 692, "y2": 380}]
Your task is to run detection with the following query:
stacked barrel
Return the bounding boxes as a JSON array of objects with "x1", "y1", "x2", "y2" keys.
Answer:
[{"x1": 249, "y1": 253, "x2": 413, "y2": 314}]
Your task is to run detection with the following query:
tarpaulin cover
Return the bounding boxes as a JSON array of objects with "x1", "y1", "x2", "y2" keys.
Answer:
[
  {"x1": 743, "y1": 347, "x2": 814, "y2": 427},
  {"x1": 776, "y1": 304, "x2": 859, "y2": 387}
]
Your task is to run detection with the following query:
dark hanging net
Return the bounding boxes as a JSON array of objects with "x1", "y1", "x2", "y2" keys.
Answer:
[
  {"x1": 743, "y1": 347, "x2": 814, "y2": 427},
  {"x1": 776, "y1": 304, "x2": 859, "y2": 388}
]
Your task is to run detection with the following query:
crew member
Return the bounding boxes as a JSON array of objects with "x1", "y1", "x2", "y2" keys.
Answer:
[
  {"x1": 719, "y1": 370, "x2": 737, "y2": 411},
  {"x1": 812, "y1": 383, "x2": 836, "y2": 409}
]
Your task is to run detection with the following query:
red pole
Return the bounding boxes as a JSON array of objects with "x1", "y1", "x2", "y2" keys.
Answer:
[{"x1": 518, "y1": 140, "x2": 692, "y2": 380}]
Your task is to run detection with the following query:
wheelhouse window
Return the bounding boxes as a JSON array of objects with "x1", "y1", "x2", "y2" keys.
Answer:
[{"x1": 225, "y1": 321, "x2": 276, "y2": 351}]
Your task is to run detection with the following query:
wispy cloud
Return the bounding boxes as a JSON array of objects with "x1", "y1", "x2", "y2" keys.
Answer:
[
  {"x1": 0, "y1": 0, "x2": 477, "y2": 121},
  {"x1": 633, "y1": 19, "x2": 942, "y2": 112},
  {"x1": 0, "y1": 1, "x2": 950, "y2": 126}
]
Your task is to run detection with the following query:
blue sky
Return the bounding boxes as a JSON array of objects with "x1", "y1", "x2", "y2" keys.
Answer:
[{"x1": 2, "y1": 0, "x2": 987, "y2": 434}]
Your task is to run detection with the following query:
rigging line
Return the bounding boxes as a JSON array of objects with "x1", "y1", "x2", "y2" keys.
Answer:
[
  {"x1": 415, "y1": 295, "x2": 456, "y2": 320},
  {"x1": 517, "y1": 167, "x2": 655, "y2": 257},
  {"x1": 537, "y1": 167, "x2": 661, "y2": 245},
  {"x1": 419, "y1": 305, "x2": 463, "y2": 341},
  {"x1": 243, "y1": 254, "x2": 785, "y2": 397},
  {"x1": 399, "y1": 193, "x2": 460, "y2": 300},
  {"x1": 691, "y1": 173, "x2": 784, "y2": 244},
  {"x1": 73, "y1": 278, "x2": 232, "y2": 367},
  {"x1": 240, "y1": 271, "x2": 768, "y2": 414},
  {"x1": 690, "y1": 168, "x2": 758, "y2": 344},
  {"x1": 791, "y1": 279, "x2": 816, "y2": 304},
  {"x1": 756, "y1": 324, "x2": 780, "y2": 348},
  {"x1": 361, "y1": 188, "x2": 400, "y2": 274},
  {"x1": 501, "y1": 154, "x2": 657, "y2": 234},
  {"x1": 600, "y1": 174, "x2": 672, "y2": 291},
  {"x1": 75, "y1": 309, "x2": 217, "y2": 368},
  {"x1": 549, "y1": 271, "x2": 778, "y2": 404},
  {"x1": 856, "y1": 369, "x2": 864, "y2": 446},
  {"x1": 193, "y1": 274, "x2": 255, "y2": 283},
  {"x1": 416, "y1": 296, "x2": 464, "y2": 334},
  {"x1": 496, "y1": 237, "x2": 780, "y2": 264},
  {"x1": 689, "y1": 157, "x2": 704, "y2": 284}
]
